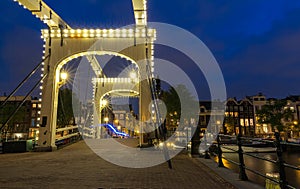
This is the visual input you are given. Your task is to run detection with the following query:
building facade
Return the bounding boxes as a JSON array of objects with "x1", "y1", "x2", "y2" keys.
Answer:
[{"x1": 0, "y1": 96, "x2": 41, "y2": 141}]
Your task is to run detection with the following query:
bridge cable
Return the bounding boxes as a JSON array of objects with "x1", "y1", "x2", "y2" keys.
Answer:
[
  {"x1": 0, "y1": 74, "x2": 48, "y2": 132},
  {"x1": 0, "y1": 55, "x2": 50, "y2": 109},
  {"x1": 145, "y1": 47, "x2": 173, "y2": 169}
]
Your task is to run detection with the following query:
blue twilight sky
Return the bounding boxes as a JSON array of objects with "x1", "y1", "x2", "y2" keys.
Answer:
[{"x1": 1, "y1": 0, "x2": 300, "y2": 99}]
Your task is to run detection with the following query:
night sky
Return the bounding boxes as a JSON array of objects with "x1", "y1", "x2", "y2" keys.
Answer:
[{"x1": 1, "y1": 0, "x2": 300, "y2": 99}]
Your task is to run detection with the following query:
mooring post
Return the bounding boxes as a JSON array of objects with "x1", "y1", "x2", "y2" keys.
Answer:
[
  {"x1": 237, "y1": 134, "x2": 248, "y2": 181},
  {"x1": 274, "y1": 132, "x2": 287, "y2": 189},
  {"x1": 217, "y1": 134, "x2": 224, "y2": 167}
]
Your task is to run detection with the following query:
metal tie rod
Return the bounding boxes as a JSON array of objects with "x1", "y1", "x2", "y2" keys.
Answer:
[
  {"x1": 0, "y1": 74, "x2": 48, "y2": 132},
  {"x1": 0, "y1": 55, "x2": 49, "y2": 109}
]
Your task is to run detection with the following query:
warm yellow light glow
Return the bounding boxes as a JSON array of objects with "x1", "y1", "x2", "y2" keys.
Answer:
[
  {"x1": 294, "y1": 121, "x2": 298, "y2": 125},
  {"x1": 60, "y1": 71, "x2": 68, "y2": 80},
  {"x1": 104, "y1": 117, "x2": 109, "y2": 122},
  {"x1": 100, "y1": 99, "x2": 108, "y2": 107},
  {"x1": 130, "y1": 71, "x2": 137, "y2": 79}
]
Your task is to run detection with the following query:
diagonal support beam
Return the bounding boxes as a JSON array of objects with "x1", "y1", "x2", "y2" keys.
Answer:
[
  {"x1": 86, "y1": 55, "x2": 105, "y2": 78},
  {"x1": 132, "y1": 0, "x2": 147, "y2": 26},
  {"x1": 13, "y1": 0, "x2": 71, "y2": 29}
]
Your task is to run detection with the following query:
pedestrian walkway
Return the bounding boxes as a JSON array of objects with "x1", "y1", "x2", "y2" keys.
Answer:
[{"x1": 0, "y1": 140, "x2": 261, "y2": 189}]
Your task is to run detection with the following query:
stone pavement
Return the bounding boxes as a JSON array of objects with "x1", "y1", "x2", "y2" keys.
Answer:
[{"x1": 0, "y1": 140, "x2": 260, "y2": 189}]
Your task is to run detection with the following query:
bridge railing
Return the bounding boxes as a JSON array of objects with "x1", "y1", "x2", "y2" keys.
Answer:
[
  {"x1": 55, "y1": 125, "x2": 81, "y2": 148},
  {"x1": 210, "y1": 133, "x2": 300, "y2": 189}
]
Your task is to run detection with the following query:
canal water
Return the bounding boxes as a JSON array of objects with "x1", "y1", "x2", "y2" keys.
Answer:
[{"x1": 213, "y1": 151, "x2": 300, "y2": 188}]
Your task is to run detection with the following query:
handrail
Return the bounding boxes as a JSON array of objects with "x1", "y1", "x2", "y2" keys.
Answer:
[
  {"x1": 213, "y1": 133, "x2": 300, "y2": 189},
  {"x1": 56, "y1": 125, "x2": 78, "y2": 132},
  {"x1": 56, "y1": 133, "x2": 79, "y2": 141}
]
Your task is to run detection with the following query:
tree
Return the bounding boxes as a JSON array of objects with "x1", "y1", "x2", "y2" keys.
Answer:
[
  {"x1": 57, "y1": 88, "x2": 75, "y2": 128},
  {"x1": 256, "y1": 99, "x2": 294, "y2": 132},
  {"x1": 160, "y1": 84, "x2": 198, "y2": 131},
  {"x1": 224, "y1": 116, "x2": 235, "y2": 135}
]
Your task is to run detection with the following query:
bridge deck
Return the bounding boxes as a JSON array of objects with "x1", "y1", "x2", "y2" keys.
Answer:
[{"x1": 0, "y1": 140, "x2": 260, "y2": 189}]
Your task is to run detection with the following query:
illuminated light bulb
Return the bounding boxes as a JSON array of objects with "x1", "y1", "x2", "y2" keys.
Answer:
[
  {"x1": 42, "y1": 56, "x2": 45, "y2": 59},
  {"x1": 109, "y1": 32, "x2": 114, "y2": 38},
  {"x1": 63, "y1": 34, "x2": 68, "y2": 38},
  {"x1": 56, "y1": 34, "x2": 61, "y2": 38},
  {"x1": 41, "y1": 68, "x2": 44, "y2": 71},
  {"x1": 42, "y1": 50, "x2": 45, "y2": 54},
  {"x1": 39, "y1": 93, "x2": 42, "y2": 96},
  {"x1": 96, "y1": 33, "x2": 101, "y2": 37},
  {"x1": 90, "y1": 34, "x2": 95, "y2": 38},
  {"x1": 83, "y1": 33, "x2": 88, "y2": 38},
  {"x1": 89, "y1": 29, "x2": 95, "y2": 33},
  {"x1": 83, "y1": 29, "x2": 88, "y2": 33},
  {"x1": 70, "y1": 34, "x2": 75, "y2": 37},
  {"x1": 96, "y1": 29, "x2": 101, "y2": 33},
  {"x1": 70, "y1": 29, "x2": 75, "y2": 34},
  {"x1": 50, "y1": 34, "x2": 55, "y2": 38},
  {"x1": 76, "y1": 29, "x2": 82, "y2": 34},
  {"x1": 63, "y1": 29, "x2": 69, "y2": 34},
  {"x1": 40, "y1": 86, "x2": 43, "y2": 89},
  {"x1": 60, "y1": 71, "x2": 68, "y2": 80}
]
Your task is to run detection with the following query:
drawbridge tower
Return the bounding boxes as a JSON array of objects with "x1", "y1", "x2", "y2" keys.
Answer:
[{"x1": 14, "y1": 0, "x2": 156, "y2": 150}]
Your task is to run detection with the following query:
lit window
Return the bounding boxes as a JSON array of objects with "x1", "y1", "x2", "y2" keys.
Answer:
[
  {"x1": 240, "y1": 119, "x2": 244, "y2": 126},
  {"x1": 32, "y1": 104, "x2": 37, "y2": 108}
]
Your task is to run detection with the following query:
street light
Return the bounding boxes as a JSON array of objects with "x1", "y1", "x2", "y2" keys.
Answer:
[
  {"x1": 60, "y1": 71, "x2": 68, "y2": 81},
  {"x1": 100, "y1": 99, "x2": 108, "y2": 108},
  {"x1": 130, "y1": 71, "x2": 137, "y2": 80},
  {"x1": 104, "y1": 117, "x2": 109, "y2": 123},
  {"x1": 58, "y1": 70, "x2": 68, "y2": 86}
]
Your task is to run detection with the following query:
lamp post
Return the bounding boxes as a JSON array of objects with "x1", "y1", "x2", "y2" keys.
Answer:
[{"x1": 98, "y1": 99, "x2": 108, "y2": 139}]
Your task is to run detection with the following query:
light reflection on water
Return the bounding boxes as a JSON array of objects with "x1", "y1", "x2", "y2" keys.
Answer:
[{"x1": 213, "y1": 152, "x2": 300, "y2": 188}]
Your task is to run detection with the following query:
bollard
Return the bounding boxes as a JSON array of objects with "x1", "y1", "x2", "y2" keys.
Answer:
[
  {"x1": 237, "y1": 134, "x2": 248, "y2": 181},
  {"x1": 204, "y1": 132, "x2": 210, "y2": 159},
  {"x1": 217, "y1": 135, "x2": 224, "y2": 167},
  {"x1": 274, "y1": 132, "x2": 287, "y2": 189}
]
